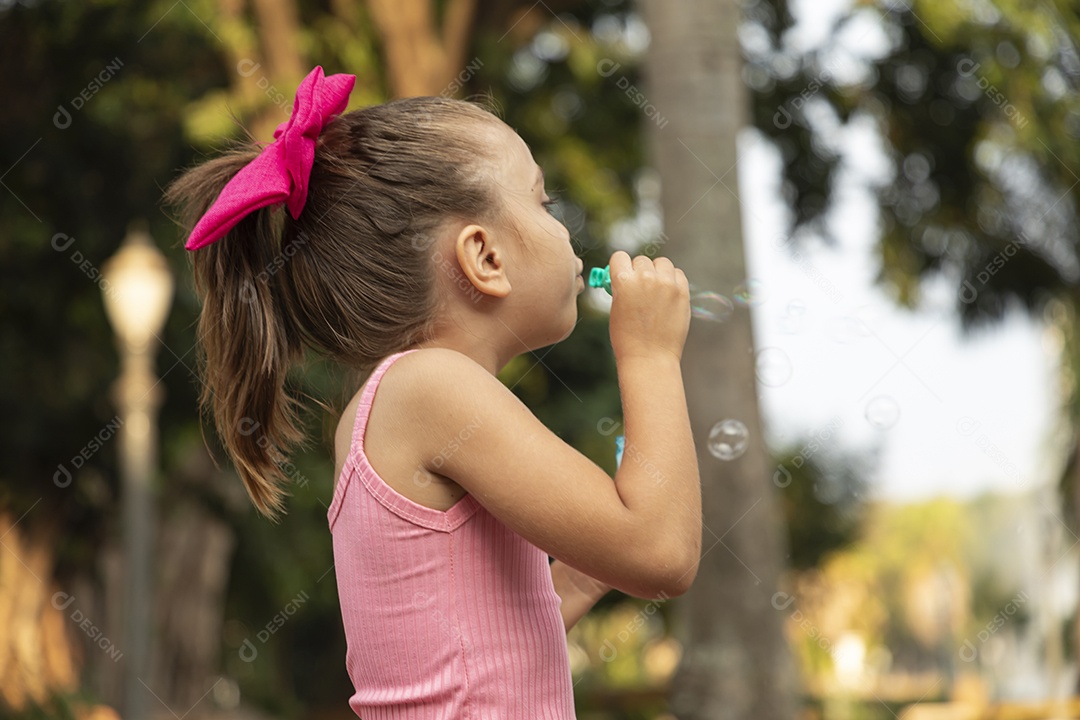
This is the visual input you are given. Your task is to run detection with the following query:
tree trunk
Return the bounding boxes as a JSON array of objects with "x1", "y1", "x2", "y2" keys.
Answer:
[
  {"x1": 639, "y1": 0, "x2": 800, "y2": 717},
  {"x1": 250, "y1": 0, "x2": 304, "y2": 83},
  {"x1": 366, "y1": 0, "x2": 477, "y2": 97},
  {"x1": 249, "y1": 0, "x2": 306, "y2": 139},
  {"x1": 1061, "y1": 298, "x2": 1080, "y2": 695}
]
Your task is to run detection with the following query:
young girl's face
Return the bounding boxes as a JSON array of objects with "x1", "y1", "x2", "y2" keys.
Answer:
[{"x1": 485, "y1": 121, "x2": 584, "y2": 344}]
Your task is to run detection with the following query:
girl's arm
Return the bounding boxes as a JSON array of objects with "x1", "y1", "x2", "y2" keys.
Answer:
[
  {"x1": 550, "y1": 559, "x2": 612, "y2": 632},
  {"x1": 403, "y1": 251, "x2": 699, "y2": 599}
]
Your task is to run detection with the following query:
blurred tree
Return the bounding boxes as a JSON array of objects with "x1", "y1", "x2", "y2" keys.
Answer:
[
  {"x1": 640, "y1": 0, "x2": 799, "y2": 718},
  {"x1": 0, "y1": 0, "x2": 652, "y2": 716},
  {"x1": 0, "y1": 0, "x2": 381, "y2": 714},
  {"x1": 0, "y1": 0, "x2": 230, "y2": 713},
  {"x1": 745, "y1": 0, "x2": 1080, "y2": 685},
  {"x1": 795, "y1": 494, "x2": 1031, "y2": 692},
  {"x1": 804, "y1": 499, "x2": 974, "y2": 686},
  {"x1": 365, "y1": 0, "x2": 477, "y2": 97},
  {"x1": 774, "y1": 448, "x2": 868, "y2": 571}
]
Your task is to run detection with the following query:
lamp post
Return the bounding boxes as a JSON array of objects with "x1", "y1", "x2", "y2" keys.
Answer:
[{"x1": 101, "y1": 221, "x2": 174, "y2": 720}]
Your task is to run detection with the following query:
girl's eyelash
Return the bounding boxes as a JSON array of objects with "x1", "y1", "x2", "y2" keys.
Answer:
[{"x1": 542, "y1": 195, "x2": 559, "y2": 210}]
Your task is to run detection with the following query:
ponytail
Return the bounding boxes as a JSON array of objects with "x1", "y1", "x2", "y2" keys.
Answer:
[
  {"x1": 166, "y1": 94, "x2": 508, "y2": 519},
  {"x1": 165, "y1": 149, "x2": 305, "y2": 519}
]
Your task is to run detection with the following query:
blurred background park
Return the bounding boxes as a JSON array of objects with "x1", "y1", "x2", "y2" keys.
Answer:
[{"x1": 3, "y1": 0, "x2": 1080, "y2": 718}]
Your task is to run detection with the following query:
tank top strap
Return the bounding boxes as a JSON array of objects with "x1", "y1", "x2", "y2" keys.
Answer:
[
  {"x1": 348, "y1": 348, "x2": 422, "y2": 453},
  {"x1": 328, "y1": 347, "x2": 482, "y2": 532},
  {"x1": 328, "y1": 349, "x2": 421, "y2": 529}
]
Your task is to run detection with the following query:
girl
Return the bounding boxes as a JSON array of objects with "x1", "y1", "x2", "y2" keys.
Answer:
[{"x1": 167, "y1": 66, "x2": 701, "y2": 719}]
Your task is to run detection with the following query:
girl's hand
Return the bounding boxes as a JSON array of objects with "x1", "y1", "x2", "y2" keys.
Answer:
[
  {"x1": 555, "y1": 560, "x2": 612, "y2": 599},
  {"x1": 551, "y1": 559, "x2": 612, "y2": 631},
  {"x1": 607, "y1": 251, "x2": 691, "y2": 364}
]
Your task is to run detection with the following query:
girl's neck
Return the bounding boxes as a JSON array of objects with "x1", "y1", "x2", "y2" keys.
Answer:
[{"x1": 407, "y1": 338, "x2": 509, "y2": 377}]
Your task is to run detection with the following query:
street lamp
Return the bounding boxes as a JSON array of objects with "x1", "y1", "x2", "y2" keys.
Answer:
[{"x1": 101, "y1": 221, "x2": 174, "y2": 720}]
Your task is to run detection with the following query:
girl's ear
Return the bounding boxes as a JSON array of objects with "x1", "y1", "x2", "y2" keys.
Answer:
[{"x1": 453, "y1": 224, "x2": 512, "y2": 298}]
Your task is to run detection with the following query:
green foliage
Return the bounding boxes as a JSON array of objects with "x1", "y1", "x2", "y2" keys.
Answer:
[
  {"x1": 0, "y1": 0, "x2": 657, "y2": 713},
  {"x1": 773, "y1": 446, "x2": 869, "y2": 569},
  {"x1": 747, "y1": 0, "x2": 1080, "y2": 324},
  {"x1": 748, "y1": 1, "x2": 1080, "y2": 614},
  {"x1": 0, "y1": 691, "x2": 85, "y2": 720},
  {"x1": 0, "y1": 0, "x2": 222, "y2": 568}
]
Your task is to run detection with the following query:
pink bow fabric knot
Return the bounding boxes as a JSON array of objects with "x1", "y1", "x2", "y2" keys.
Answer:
[{"x1": 185, "y1": 66, "x2": 356, "y2": 251}]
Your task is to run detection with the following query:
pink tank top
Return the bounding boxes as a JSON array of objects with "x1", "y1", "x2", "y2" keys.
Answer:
[{"x1": 327, "y1": 349, "x2": 577, "y2": 719}]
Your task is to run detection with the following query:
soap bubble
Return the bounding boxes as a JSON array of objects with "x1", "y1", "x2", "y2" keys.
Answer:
[
  {"x1": 734, "y1": 279, "x2": 766, "y2": 306},
  {"x1": 708, "y1": 419, "x2": 749, "y2": 460},
  {"x1": 779, "y1": 299, "x2": 807, "y2": 334},
  {"x1": 865, "y1": 396, "x2": 900, "y2": 429},
  {"x1": 691, "y1": 292, "x2": 734, "y2": 322},
  {"x1": 755, "y1": 348, "x2": 793, "y2": 387}
]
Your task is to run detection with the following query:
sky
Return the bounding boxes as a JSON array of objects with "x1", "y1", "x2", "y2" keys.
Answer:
[
  {"x1": 742, "y1": 0, "x2": 1064, "y2": 503},
  {"x1": 740, "y1": 126, "x2": 1061, "y2": 503}
]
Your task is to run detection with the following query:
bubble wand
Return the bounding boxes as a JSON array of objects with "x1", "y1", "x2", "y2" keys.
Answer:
[
  {"x1": 589, "y1": 264, "x2": 739, "y2": 469},
  {"x1": 586, "y1": 268, "x2": 628, "y2": 468},
  {"x1": 588, "y1": 266, "x2": 614, "y2": 295}
]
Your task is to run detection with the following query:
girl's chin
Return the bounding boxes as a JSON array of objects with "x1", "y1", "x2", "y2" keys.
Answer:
[{"x1": 558, "y1": 305, "x2": 578, "y2": 341}]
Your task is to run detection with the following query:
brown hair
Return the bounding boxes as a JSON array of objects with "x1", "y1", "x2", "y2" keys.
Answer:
[{"x1": 165, "y1": 96, "x2": 505, "y2": 519}]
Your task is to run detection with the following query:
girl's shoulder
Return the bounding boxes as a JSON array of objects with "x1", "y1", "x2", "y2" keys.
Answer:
[{"x1": 330, "y1": 347, "x2": 475, "y2": 500}]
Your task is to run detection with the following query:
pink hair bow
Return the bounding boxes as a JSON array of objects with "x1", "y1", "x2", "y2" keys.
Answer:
[{"x1": 185, "y1": 66, "x2": 356, "y2": 251}]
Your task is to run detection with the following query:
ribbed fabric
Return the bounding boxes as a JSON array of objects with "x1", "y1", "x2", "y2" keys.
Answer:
[{"x1": 327, "y1": 349, "x2": 577, "y2": 719}]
